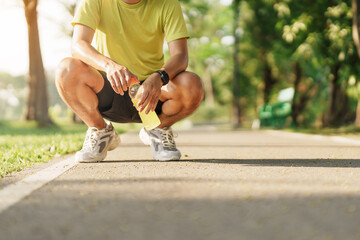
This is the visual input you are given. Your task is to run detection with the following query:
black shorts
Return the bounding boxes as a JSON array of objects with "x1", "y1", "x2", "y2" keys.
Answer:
[{"x1": 96, "y1": 71, "x2": 163, "y2": 123}]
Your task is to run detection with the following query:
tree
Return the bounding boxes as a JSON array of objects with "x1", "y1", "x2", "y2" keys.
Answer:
[
  {"x1": 23, "y1": 0, "x2": 52, "y2": 126},
  {"x1": 321, "y1": 1, "x2": 355, "y2": 127},
  {"x1": 232, "y1": 0, "x2": 242, "y2": 127},
  {"x1": 352, "y1": 0, "x2": 360, "y2": 125},
  {"x1": 268, "y1": 0, "x2": 358, "y2": 127}
]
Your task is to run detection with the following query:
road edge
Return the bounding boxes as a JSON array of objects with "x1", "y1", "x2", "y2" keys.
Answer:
[{"x1": 0, "y1": 155, "x2": 78, "y2": 214}]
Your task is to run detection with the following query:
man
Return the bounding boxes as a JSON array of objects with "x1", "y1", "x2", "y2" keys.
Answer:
[{"x1": 55, "y1": 0, "x2": 203, "y2": 162}]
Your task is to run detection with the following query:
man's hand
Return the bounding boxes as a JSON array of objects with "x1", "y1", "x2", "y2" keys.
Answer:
[
  {"x1": 137, "y1": 73, "x2": 163, "y2": 114},
  {"x1": 72, "y1": 24, "x2": 139, "y2": 95},
  {"x1": 105, "y1": 63, "x2": 138, "y2": 95}
]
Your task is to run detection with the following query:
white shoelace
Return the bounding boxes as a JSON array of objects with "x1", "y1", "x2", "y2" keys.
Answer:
[
  {"x1": 82, "y1": 128, "x2": 100, "y2": 151},
  {"x1": 158, "y1": 128, "x2": 177, "y2": 148}
]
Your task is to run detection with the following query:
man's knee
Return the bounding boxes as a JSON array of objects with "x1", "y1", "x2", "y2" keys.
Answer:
[
  {"x1": 176, "y1": 72, "x2": 204, "y2": 109},
  {"x1": 55, "y1": 57, "x2": 86, "y2": 89}
]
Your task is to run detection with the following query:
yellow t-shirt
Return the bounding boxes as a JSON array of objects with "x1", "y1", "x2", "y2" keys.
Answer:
[{"x1": 72, "y1": 0, "x2": 189, "y2": 81}]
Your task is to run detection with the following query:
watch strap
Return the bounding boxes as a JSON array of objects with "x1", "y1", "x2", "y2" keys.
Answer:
[{"x1": 155, "y1": 70, "x2": 169, "y2": 85}]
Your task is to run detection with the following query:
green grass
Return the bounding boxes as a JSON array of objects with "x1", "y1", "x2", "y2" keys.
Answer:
[{"x1": 0, "y1": 120, "x2": 125, "y2": 178}]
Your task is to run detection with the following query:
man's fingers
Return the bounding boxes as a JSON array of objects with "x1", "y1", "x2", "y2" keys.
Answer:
[
  {"x1": 145, "y1": 95, "x2": 159, "y2": 114},
  {"x1": 138, "y1": 92, "x2": 150, "y2": 112},
  {"x1": 121, "y1": 75, "x2": 128, "y2": 92},
  {"x1": 145, "y1": 96, "x2": 154, "y2": 114},
  {"x1": 137, "y1": 86, "x2": 148, "y2": 107},
  {"x1": 109, "y1": 81, "x2": 118, "y2": 94},
  {"x1": 106, "y1": 65, "x2": 139, "y2": 95},
  {"x1": 107, "y1": 75, "x2": 117, "y2": 93},
  {"x1": 151, "y1": 97, "x2": 159, "y2": 112},
  {"x1": 116, "y1": 72, "x2": 128, "y2": 92},
  {"x1": 109, "y1": 76, "x2": 124, "y2": 95},
  {"x1": 143, "y1": 92, "x2": 160, "y2": 114},
  {"x1": 136, "y1": 79, "x2": 161, "y2": 113},
  {"x1": 124, "y1": 73, "x2": 132, "y2": 87},
  {"x1": 138, "y1": 88, "x2": 154, "y2": 112}
]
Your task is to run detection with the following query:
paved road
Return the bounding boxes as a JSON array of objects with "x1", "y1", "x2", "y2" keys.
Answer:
[{"x1": 1, "y1": 128, "x2": 360, "y2": 240}]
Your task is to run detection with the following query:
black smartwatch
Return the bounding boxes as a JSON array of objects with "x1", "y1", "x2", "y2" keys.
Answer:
[{"x1": 155, "y1": 70, "x2": 170, "y2": 85}]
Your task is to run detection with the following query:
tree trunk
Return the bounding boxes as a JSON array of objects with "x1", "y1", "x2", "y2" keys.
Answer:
[
  {"x1": 23, "y1": 0, "x2": 52, "y2": 126},
  {"x1": 324, "y1": 63, "x2": 349, "y2": 127},
  {"x1": 260, "y1": 48, "x2": 276, "y2": 105},
  {"x1": 352, "y1": 0, "x2": 360, "y2": 58},
  {"x1": 202, "y1": 66, "x2": 215, "y2": 107},
  {"x1": 263, "y1": 65, "x2": 274, "y2": 104},
  {"x1": 352, "y1": 0, "x2": 360, "y2": 126},
  {"x1": 290, "y1": 63, "x2": 321, "y2": 127},
  {"x1": 263, "y1": 65, "x2": 276, "y2": 104},
  {"x1": 232, "y1": 0, "x2": 241, "y2": 127},
  {"x1": 355, "y1": 97, "x2": 360, "y2": 126},
  {"x1": 291, "y1": 63, "x2": 302, "y2": 127}
]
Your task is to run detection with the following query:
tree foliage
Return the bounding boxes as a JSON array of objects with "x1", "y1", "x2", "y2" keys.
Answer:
[{"x1": 181, "y1": 0, "x2": 360, "y2": 128}]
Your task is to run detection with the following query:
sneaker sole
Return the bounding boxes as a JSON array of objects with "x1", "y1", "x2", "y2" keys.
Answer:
[
  {"x1": 76, "y1": 152, "x2": 108, "y2": 163},
  {"x1": 156, "y1": 157, "x2": 181, "y2": 162},
  {"x1": 154, "y1": 152, "x2": 182, "y2": 161}
]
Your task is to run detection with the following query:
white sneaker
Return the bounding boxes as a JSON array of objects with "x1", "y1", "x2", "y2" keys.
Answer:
[
  {"x1": 76, "y1": 123, "x2": 120, "y2": 163},
  {"x1": 139, "y1": 127, "x2": 181, "y2": 161}
]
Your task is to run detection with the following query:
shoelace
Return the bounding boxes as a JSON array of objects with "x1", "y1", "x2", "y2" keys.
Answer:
[
  {"x1": 83, "y1": 128, "x2": 100, "y2": 151},
  {"x1": 158, "y1": 128, "x2": 177, "y2": 148}
]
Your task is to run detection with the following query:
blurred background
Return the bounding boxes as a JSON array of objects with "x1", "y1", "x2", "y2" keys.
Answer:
[{"x1": 1, "y1": 0, "x2": 360, "y2": 131}]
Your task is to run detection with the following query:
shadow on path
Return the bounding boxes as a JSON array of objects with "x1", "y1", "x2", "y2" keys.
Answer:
[
  {"x1": 120, "y1": 143, "x2": 360, "y2": 148},
  {"x1": 101, "y1": 158, "x2": 360, "y2": 168}
]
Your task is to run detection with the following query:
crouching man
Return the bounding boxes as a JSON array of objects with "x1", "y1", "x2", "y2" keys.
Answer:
[{"x1": 55, "y1": 0, "x2": 203, "y2": 162}]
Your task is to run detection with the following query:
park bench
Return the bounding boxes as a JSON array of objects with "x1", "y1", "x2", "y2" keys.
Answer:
[{"x1": 258, "y1": 88, "x2": 294, "y2": 129}]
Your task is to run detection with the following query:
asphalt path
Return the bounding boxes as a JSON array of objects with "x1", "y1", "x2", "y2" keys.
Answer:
[{"x1": 1, "y1": 128, "x2": 360, "y2": 240}]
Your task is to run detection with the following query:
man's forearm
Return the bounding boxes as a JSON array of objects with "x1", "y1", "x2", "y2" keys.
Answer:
[
  {"x1": 71, "y1": 40, "x2": 115, "y2": 72},
  {"x1": 161, "y1": 53, "x2": 188, "y2": 81}
]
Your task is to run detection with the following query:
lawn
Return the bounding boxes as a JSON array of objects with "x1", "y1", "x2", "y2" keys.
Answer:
[{"x1": 0, "y1": 120, "x2": 126, "y2": 178}]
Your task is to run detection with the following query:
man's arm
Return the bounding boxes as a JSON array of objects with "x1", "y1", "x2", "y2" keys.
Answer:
[
  {"x1": 138, "y1": 38, "x2": 188, "y2": 114},
  {"x1": 161, "y1": 38, "x2": 188, "y2": 80},
  {"x1": 72, "y1": 24, "x2": 137, "y2": 95}
]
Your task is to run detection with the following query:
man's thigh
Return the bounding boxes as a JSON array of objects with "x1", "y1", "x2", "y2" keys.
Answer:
[
  {"x1": 160, "y1": 71, "x2": 202, "y2": 102},
  {"x1": 57, "y1": 57, "x2": 105, "y2": 94}
]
